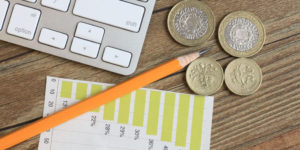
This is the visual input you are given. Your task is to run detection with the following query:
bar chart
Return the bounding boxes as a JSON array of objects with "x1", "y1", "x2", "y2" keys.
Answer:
[{"x1": 39, "y1": 76, "x2": 214, "y2": 150}]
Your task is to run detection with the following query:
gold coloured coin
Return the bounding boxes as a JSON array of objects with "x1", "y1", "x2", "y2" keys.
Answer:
[
  {"x1": 186, "y1": 57, "x2": 224, "y2": 95},
  {"x1": 167, "y1": 0, "x2": 215, "y2": 46},
  {"x1": 225, "y1": 58, "x2": 262, "y2": 96},
  {"x1": 218, "y1": 11, "x2": 266, "y2": 57}
]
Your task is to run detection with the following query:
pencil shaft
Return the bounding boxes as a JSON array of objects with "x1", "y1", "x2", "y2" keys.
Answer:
[{"x1": 0, "y1": 59, "x2": 183, "y2": 149}]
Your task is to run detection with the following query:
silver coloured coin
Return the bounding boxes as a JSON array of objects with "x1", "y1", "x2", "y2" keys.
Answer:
[
  {"x1": 225, "y1": 18, "x2": 259, "y2": 51},
  {"x1": 174, "y1": 7, "x2": 209, "y2": 40}
]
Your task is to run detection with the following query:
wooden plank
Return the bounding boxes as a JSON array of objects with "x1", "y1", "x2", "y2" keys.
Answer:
[
  {"x1": 0, "y1": 42, "x2": 32, "y2": 63},
  {"x1": 0, "y1": 0, "x2": 299, "y2": 149},
  {"x1": 250, "y1": 128, "x2": 300, "y2": 149}
]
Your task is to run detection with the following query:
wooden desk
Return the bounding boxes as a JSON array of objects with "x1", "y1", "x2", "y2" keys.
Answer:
[{"x1": 0, "y1": 0, "x2": 299, "y2": 149}]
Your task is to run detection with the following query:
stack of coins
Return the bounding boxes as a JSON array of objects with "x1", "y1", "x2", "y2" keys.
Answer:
[
  {"x1": 219, "y1": 11, "x2": 265, "y2": 96},
  {"x1": 167, "y1": 1, "x2": 265, "y2": 96}
]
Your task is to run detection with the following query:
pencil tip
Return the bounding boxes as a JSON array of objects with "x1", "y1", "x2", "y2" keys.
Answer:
[
  {"x1": 177, "y1": 47, "x2": 212, "y2": 67},
  {"x1": 199, "y1": 48, "x2": 211, "y2": 56}
]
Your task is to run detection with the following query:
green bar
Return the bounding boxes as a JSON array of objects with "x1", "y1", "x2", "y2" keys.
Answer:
[
  {"x1": 190, "y1": 96, "x2": 205, "y2": 150},
  {"x1": 103, "y1": 101, "x2": 116, "y2": 121},
  {"x1": 60, "y1": 81, "x2": 72, "y2": 98},
  {"x1": 75, "y1": 83, "x2": 88, "y2": 100},
  {"x1": 103, "y1": 86, "x2": 115, "y2": 121},
  {"x1": 90, "y1": 85, "x2": 103, "y2": 112},
  {"x1": 118, "y1": 93, "x2": 131, "y2": 124},
  {"x1": 161, "y1": 92, "x2": 176, "y2": 142},
  {"x1": 146, "y1": 91, "x2": 161, "y2": 135},
  {"x1": 133, "y1": 90, "x2": 146, "y2": 127},
  {"x1": 175, "y1": 94, "x2": 190, "y2": 147}
]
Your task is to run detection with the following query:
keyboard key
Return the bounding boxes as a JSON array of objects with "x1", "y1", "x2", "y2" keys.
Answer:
[
  {"x1": 7, "y1": 4, "x2": 41, "y2": 40},
  {"x1": 102, "y1": 47, "x2": 132, "y2": 67},
  {"x1": 71, "y1": 37, "x2": 100, "y2": 58},
  {"x1": 24, "y1": 0, "x2": 37, "y2": 3},
  {"x1": 73, "y1": 0, "x2": 145, "y2": 32},
  {"x1": 0, "y1": 0, "x2": 9, "y2": 30},
  {"x1": 41, "y1": 0, "x2": 71, "y2": 12},
  {"x1": 75, "y1": 22, "x2": 104, "y2": 43},
  {"x1": 39, "y1": 28, "x2": 68, "y2": 49}
]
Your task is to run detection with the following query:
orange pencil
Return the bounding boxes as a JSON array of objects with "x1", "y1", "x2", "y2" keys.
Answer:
[{"x1": 0, "y1": 49, "x2": 210, "y2": 149}]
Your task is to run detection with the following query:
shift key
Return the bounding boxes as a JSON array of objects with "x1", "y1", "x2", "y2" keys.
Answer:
[
  {"x1": 7, "y1": 4, "x2": 41, "y2": 40},
  {"x1": 73, "y1": 0, "x2": 145, "y2": 32}
]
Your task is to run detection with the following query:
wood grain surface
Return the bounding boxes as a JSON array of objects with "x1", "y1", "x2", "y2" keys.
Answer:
[{"x1": 0, "y1": 0, "x2": 299, "y2": 149}]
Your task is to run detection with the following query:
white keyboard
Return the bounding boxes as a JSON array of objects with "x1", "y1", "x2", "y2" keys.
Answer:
[{"x1": 0, "y1": 0, "x2": 156, "y2": 75}]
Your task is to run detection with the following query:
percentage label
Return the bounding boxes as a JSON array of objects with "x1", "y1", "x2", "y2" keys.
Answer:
[
  {"x1": 48, "y1": 101, "x2": 54, "y2": 107},
  {"x1": 91, "y1": 116, "x2": 96, "y2": 127},
  {"x1": 51, "y1": 78, "x2": 56, "y2": 82},
  {"x1": 120, "y1": 126, "x2": 125, "y2": 137},
  {"x1": 50, "y1": 89, "x2": 55, "y2": 95},
  {"x1": 105, "y1": 124, "x2": 110, "y2": 135},
  {"x1": 163, "y1": 146, "x2": 168, "y2": 150},
  {"x1": 63, "y1": 100, "x2": 68, "y2": 108},
  {"x1": 148, "y1": 139, "x2": 154, "y2": 150},
  {"x1": 134, "y1": 129, "x2": 140, "y2": 140},
  {"x1": 44, "y1": 138, "x2": 50, "y2": 144}
]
